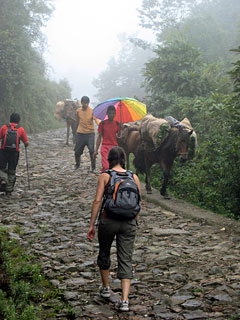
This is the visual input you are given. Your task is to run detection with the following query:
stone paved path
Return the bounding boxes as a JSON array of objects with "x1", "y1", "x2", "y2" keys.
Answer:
[{"x1": 0, "y1": 128, "x2": 240, "y2": 320}]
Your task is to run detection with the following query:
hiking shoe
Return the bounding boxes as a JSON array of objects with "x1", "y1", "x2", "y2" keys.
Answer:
[
  {"x1": 74, "y1": 164, "x2": 79, "y2": 170},
  {"x1": 115, "y1": 300, "x2": 129, "y2": 312},
  {"x1": 99, "y1": 286, "x2": 111, "y2": 298}
]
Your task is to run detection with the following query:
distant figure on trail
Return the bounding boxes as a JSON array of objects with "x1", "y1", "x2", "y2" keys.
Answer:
[
  {"x1": 0, "y1": 113, "x2": 29, "y2": 195},
  {"x1": 74, "y1": 96, "x2": 100, "y2": 171},
  {"x1": 94, "y1": 105, "x2": 120, "y2": 172},
  {"x1": 54, "y1": 99, "x2": 78, "y2": 145},
  {"x1": 87, "y1": 146, "x2": 141, "y2": 312}
]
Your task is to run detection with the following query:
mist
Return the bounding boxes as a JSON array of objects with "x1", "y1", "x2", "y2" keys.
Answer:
[{"x1": 43, "y1": 0, "x2": 152, "y2": 103}]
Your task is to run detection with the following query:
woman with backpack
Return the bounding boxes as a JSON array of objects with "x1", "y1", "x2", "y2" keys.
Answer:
[{"x1": 87, "y1": 146, "x2": 141, "y2": 312}]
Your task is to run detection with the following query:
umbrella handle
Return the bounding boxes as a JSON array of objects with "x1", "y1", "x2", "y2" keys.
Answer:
[
  {"x1": 116, "y1": 123, "x2": 123, "y2": 139},
  {"x1": 120, "y1": 100, "x2": 122, "y2": 124}
]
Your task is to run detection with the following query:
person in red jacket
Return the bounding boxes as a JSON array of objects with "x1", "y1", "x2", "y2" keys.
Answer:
[
  {"x1": 0, "y1": 113, "x2": 29, "y2": 194},
  {"x1": 94, "y1": 105, "x2": 120, "y2": 172}
]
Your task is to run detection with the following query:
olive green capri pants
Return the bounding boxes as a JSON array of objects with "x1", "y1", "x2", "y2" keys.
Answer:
[{"x1": 97, "y1": 218, "x2": 136, "y2": 279}]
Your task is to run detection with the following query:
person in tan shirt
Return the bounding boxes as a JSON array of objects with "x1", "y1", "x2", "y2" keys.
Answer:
[{"x1": 74, "y1": 96, "x2": 100, "y2": 171}]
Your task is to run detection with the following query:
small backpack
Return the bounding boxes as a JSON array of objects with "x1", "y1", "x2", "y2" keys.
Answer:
[
  {"x1": 3, "y1": 125, "x2": 20, "y2": 150},
  {"x1": 103, "y1": 170, "x2": 140, "y2": 220}
]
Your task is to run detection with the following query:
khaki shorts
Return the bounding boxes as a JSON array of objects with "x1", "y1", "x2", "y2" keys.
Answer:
[{"x1": 97, "y1": 218, "x2": 136, "y2": 279}]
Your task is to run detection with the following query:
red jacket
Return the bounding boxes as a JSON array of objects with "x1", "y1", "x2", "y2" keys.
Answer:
[{"x1": 0, "y1": 123, "x2": 28, "y2": 152}]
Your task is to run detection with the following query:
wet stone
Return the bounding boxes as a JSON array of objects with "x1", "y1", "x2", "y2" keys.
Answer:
[
  {"x1": 210, "y1": 293, "x2": 232, "y2": 302},
  {"x1": 152, "y1": 228, "x2": 190, "y2": 236},
  {"x1": 170, "y1": 273, "x2": 187, "y2": 283},
  {"x1": 170, "y1": 294, "x2": 195, "y2": 305},
  {"x1": 64, "y1": 291, "x2": 79, "y2": 300},
  {"x1": 183, "y1": 310, "x2": 207, "y2": 319},
  {"x1": 181, "y1": 299, "x2": 202, "y2": 310},
  {"x1": 80, "y1": 272, "x2": 93, "y2": 278},
  {"x1": 65, "y1": 277, "x2": 87, "y2": 287}
]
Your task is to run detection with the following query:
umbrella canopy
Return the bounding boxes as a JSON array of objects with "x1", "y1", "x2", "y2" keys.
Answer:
[{"x1": 93, "y1": 97, "x2": 147, "y2": 123}]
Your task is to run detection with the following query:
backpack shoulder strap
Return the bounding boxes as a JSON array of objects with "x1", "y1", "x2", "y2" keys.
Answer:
[
  {"x1": 126, "y1": 170, "x2": 134, "y2": 178},
  {"x1": 7, "y1": 124, "x2": 20, "y2": 130},
  {"x1": 103, "y1": 169, "x2": 115, "y2": 187},
  {"x1": 104, "y1": 169, "x2": 112, "y2": 176}
]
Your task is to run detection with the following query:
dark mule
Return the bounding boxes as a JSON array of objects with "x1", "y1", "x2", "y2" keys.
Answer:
[
  {"x1": 133, "y1": 127, "x2": 193, "y2": 199},
  {"x1": 117, "y1": 125, "x2": 141, "y2": 170}
]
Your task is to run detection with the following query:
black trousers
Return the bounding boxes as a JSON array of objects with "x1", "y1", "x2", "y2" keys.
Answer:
[
  {"x1": 74, "y1": 133, "x2": 95, "y2": 170},
  {"x1": 0, "y1": 149, "x2": 19, "y2": 171},
  {"x1": 0, "y1": 149, "x2": 19, "y2": 192}
]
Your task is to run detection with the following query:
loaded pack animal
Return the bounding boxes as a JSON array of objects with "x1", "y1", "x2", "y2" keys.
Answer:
[
  {"x1": 54, "y1": 100, "x2": 78, "y2": 145},
  {"x1": 117, "y1": 122, "x2": 141, "y2": 170},
  {"x1": 119, "y1": 115, "x2": 196, "y2": 199}
]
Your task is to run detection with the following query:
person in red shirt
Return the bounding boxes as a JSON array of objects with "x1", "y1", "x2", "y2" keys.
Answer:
[
  {"x1": 94, "y1": 105, "x2": 120, "y2": 172},
  {"x1": 0, "y1": 113, "x2": 29, "y2": 194}
]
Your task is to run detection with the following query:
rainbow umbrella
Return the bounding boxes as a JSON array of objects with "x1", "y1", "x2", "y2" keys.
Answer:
[{"x1": 93, "y1": 97, "x2": 147, "y2": 123}]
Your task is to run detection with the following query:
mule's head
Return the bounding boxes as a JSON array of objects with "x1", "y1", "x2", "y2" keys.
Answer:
[{"x1": 176, "y1": 128, "x2": 193, "y2": 162}]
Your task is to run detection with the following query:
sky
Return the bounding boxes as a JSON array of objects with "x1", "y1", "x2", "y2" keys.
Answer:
[{"x1": 43, "y1": 0, "x2": 153, "y2": 104}]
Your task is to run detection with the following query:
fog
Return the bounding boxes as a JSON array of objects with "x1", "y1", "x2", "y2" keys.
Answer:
[{"x1": 43, "y1": 0, "x2": 152, "y2": 103}]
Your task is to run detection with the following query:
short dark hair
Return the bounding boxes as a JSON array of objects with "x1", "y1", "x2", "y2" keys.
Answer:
[
  {"x1": 108, "y1": 146, "x2": 126, "y2": 169},
  {"x1": 10, "y1": 113, "x2": 20, "y2": 124},
  {"x1": 107, "y1": 105, "x2": 116, "y2": 114},
  {"x1": 81, "y1": 96, "x2": 90, "y2": 104}
]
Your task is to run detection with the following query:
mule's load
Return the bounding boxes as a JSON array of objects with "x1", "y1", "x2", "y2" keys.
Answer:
[
  {"x1": 54, "y1": 101, "x2": 65, "y2": 120},
  {"x1": 139, "y1": 114, "x2": 171, "y2": 150},
  {"x1": 54, "y1": 99, "x2": 78, "y2": 145}
]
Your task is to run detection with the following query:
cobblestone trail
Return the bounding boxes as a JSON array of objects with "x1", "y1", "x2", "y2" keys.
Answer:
[{"x1": 1, "y1": 128, "x2": 240, "y2": 319}]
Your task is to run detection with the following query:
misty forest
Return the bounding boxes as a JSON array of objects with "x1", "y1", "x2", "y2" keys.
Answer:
[{"x1": 0, "y1": 0, "x2": 240, "y2": 219}]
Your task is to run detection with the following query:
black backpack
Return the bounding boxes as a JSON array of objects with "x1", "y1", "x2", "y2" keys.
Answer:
[
  {"x1": 103, "y1": 170, "x2": 140, "y2": 220},
  {"x1": 3, "y1": 125, "x2": 20, "y2": 150}
]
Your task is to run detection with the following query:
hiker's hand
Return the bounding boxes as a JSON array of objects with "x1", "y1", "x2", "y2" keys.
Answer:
[
  {"x1": 94, "y1": 151, "x2": 98, "y2": 159},
  {"x1": 87, "y1": 226, "x2": 95, "y2": 241}
]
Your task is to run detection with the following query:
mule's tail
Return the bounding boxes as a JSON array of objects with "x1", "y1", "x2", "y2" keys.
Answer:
[{"x1": 133, "y1": 148, "x2": 146, "y2": 174}]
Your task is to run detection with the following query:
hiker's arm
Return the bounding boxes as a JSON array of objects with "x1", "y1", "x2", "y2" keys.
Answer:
[
  {"x1": 94, "y1": 132, "x2": 102, "y2": 158},
  {"x1": 94, "y1": 116, "x2": 101, "y2": 126},
  {"x1": 20, "y1": 128, "x2": 29, "y2": 148},
  {"x1": 133, "y1": 174, "x2": 141, "y2": 197},
  {"x1": 133, "y1": 173, "x2": 141, "y2": 218},
  {"x1": 87, "y1": 173, "x2": 107, "y2": 240}
]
